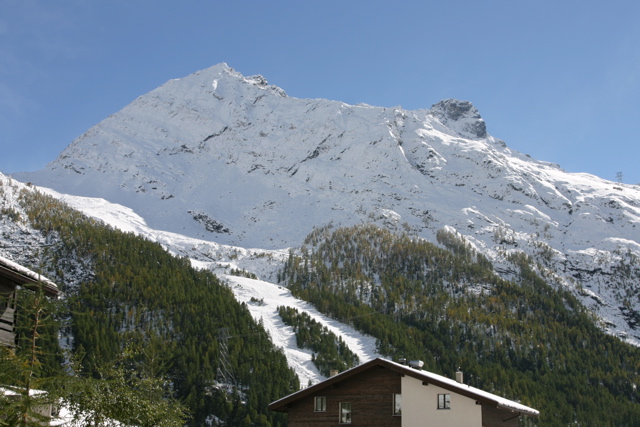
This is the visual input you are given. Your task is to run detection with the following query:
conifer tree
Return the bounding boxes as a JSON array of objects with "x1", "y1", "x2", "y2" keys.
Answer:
[{"x1": 0, "y1": 284, "x2": 60, "y2": 426}]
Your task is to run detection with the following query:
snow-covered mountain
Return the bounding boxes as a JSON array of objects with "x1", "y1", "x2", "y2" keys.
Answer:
[{"x1": 14, "y1": 63, "x2": 640, "y2": 344}]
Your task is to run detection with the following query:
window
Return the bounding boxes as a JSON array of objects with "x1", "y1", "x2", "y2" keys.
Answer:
[
  {"x1": 339, "y1": 402, "x2": 352, "y2": 424},
  {"x1": 393, "y1": 393, "x2": 402, "y2": 415},
  {"x1": 314, "y1": 396, "x2": 326, "y2": 412},
  {"x1": 437, "y1": 393, "x2": 451, "y2": 409}
]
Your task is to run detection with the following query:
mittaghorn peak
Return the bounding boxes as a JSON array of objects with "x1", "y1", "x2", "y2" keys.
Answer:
[{"x1": 15, "y1": 64, "x2": 640, "y2": 345}]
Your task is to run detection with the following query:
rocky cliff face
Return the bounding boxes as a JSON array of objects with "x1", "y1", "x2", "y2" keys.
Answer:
[
  {"x1": 15, "y1": 63, "x2": 640, "y2": 344},
  {"x1": 430, "y1": 98, "x2": 487, "y2": 138}
]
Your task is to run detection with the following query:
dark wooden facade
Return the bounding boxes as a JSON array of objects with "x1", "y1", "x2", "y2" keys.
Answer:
[
  {"x1": 0, "y1": 257, "x2": 59, "y2": 347},
  {"x1": 284, "y1": 366, "x2": 401, "y2": 426},
  {"x1": 0, "y1": 279, "x2": 18, "y2": 347}
]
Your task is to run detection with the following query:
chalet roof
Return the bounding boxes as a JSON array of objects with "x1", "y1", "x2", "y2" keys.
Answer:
[
  {"x1": 0, "y1": 255, "x2": 59, "y2": 297},
  {"x1": 269, "y1": 357, "x2": 539, "y2": 417}
]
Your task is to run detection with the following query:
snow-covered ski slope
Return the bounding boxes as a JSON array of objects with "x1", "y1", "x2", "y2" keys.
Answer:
[{"x1": 40, "y1": 185, "x2": 380, "y2": 386}]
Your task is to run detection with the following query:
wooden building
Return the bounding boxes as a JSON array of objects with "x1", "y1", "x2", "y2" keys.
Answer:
[
  {"x1": 269, "y1": 358, "x2": 539, "y2": 427},
  {"x1": 0, "y1": 255, "x2": 59, "y2": 347}
]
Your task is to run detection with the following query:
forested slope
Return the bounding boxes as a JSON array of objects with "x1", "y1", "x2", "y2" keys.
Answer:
[
  {"x1": 280, "y1": 224, "x2": 640, "y2": 426},
  {"x1": 277, "y1": 306, "x2": 360, "y2": 378},
  {"x1": 4, "y1": 184, "x2": 299, "y2": 426}
]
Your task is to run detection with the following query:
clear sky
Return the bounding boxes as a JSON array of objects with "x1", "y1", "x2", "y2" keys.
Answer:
[{"x1": 2, "y1": 0, "x2": 639, "y2": 184}]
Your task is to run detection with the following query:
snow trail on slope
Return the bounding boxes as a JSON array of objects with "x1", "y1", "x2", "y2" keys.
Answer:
[
  {"x1": 219, "y1": 275, "x2": 380, "y2": 387},
  {"x1": 40, "y1": 186, "x2": 381, "y2": 386}
]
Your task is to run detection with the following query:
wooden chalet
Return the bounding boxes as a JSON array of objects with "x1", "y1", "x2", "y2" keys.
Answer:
[
  {"x1": 269, "y1": 357, "x2": 539, "y2": 427},
  {"x1": 0, "y1": 255, "x2": 59, "y2": 347}
]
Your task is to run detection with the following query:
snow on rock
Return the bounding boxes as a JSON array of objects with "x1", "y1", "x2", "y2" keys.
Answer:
[{"x1": 430, "y1": 98, "x2": 487, "y2": 139}]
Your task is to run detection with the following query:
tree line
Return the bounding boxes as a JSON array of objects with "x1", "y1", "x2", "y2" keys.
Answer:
[{"x1": 280, "y1": 224, "x2": 640, "y2": 426}]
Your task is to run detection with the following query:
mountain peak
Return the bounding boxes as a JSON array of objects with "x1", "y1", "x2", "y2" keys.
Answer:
[
  {"x1": 13, "y1": 64, "x2": 640, "y2": 344},
  {"x1": 430, "y1": 98, "x2": 487, "y2": 139}
]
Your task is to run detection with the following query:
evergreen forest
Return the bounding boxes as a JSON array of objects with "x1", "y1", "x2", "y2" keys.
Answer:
[
  {"x1": 280, "y1": 224, "x2": 640, "y2": 426},
  {"x1": 1, "y1": 185, "x2": 299, "y2": 426},
  {"x1": 3, "y1": 179, "x2": 640, "y2": 426}
]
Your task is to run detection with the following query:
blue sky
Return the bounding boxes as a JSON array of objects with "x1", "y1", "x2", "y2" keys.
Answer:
[{"x1": 2, "y1": 0, "x2": 639, "y2": 184}]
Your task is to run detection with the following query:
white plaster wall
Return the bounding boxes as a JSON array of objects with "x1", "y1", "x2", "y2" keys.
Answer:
[{"x1": 401, "y1": 376, "x2": 482, "y2": 427}]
